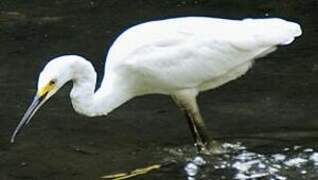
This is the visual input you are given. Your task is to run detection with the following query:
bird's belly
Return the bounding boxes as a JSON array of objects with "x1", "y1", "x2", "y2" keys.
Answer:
[
  {"x1": 131, "y1": 60, "x2": 254, "y2": 96},
  {"x1": 198, "y1": 60, "x2": 253, "y2": 92}
]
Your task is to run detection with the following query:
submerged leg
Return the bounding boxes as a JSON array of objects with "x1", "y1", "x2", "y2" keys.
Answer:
[{"x1": 172, "y1": 90, "x2": 211, "y2": 154}]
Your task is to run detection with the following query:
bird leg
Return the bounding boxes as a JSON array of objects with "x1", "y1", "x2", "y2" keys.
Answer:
[
  {"x1": 185, "y1": 109, "x2": 210, "y2": 153},
  {"x1": 185, "y1": 111, "x2": 210, "y2": 152},
  {"x1": 172, "y1": 92, "x2": 211, "y2": 154}
]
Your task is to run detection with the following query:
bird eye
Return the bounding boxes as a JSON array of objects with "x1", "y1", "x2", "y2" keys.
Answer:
[{"x1": 49, "y1": 80, "x2": 56, "y2": 85}]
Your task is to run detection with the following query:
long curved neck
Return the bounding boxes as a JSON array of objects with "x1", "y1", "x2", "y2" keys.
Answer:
[{"x1": 69, "y1": 57, "x2": 132, "y2": 117}]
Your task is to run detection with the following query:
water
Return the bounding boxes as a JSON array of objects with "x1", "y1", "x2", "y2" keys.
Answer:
[
  {"x1": 144, "y1": 142, "x2": 318, "y2": 179},
  {"x1": 1, "y1": 0, "x2": 318, "y2": 179},
  {"x1": 182, "y1": 144, "x2": 318, "y2": 180}
]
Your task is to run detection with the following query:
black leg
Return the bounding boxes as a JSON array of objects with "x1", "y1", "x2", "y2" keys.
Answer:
[
  {"x1": 185, "y1": 110, "x2": 210, "y2": 154},
  {"x1": 172, "y1": 95, "x2": 210, "y2": 154},
  {"x1": 184, "y1": 112, "x2": 200, "y2": 146},
  {"x1": 189, "y1": 111, "x2": 210, "y2": 149}
]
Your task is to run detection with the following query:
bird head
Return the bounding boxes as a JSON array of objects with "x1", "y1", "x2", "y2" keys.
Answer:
[{"x1": 11, "y1": 56, "x2": 74, "y2": 143}]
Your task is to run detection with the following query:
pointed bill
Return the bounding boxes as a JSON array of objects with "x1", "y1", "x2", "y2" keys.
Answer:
[
  {"x1": 10, "y1": 94, "x2": 47, "y2": 143},
  {"x1": 10, "y1": 81, "x2": 56, "y2": 143}
]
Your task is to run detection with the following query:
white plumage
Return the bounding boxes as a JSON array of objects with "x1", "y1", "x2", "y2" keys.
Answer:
[
  {"x1": 11, "y1": 17, "x2": 302, "y2": 153},
  {"x1": 103, "y1": 17, "x2": 301, "y2": 93}
]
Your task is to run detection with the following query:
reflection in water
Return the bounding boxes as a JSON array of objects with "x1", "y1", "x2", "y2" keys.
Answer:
[{"x1": 175, "y1": 143, "x2": 318, "y2": 179}]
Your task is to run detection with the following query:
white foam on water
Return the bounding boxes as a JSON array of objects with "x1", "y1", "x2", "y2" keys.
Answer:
[
  {"x1": 225, "y1": 144, "x2": 318, "y2": 179},
  {"x1": 309, "y1": 152, "x2": 318, "y2": 162},
  {"x1": 303, "y1": 148, "x2": 314, "y2": 153},
  {"x1": 169, "y1": 143, "x2": 318, "y2": 179},
  {"x1": 272, "y1": 154, "x2": 286, "y2": 162},
  {"x1": 192, "y1": 156, "x2": 206, "y2": 166},
  {"x1": 184, "y1": 162, "x2": 199, "y2": 177},
  {"x1": 195, "y1": 143, "x2": 318, "y2": 179},
  {"x1": 284, "y1": 157, "x2": 308, "y2": 167}
]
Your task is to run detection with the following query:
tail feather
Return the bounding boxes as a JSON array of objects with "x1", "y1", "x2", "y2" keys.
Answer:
[{"x1": 243, "y1": 18, "x2": 302, "y2": 46}]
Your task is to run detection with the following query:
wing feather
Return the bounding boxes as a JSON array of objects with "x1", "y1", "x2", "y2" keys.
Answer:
[{"x1": 103, "y1": 17, "x2": 301, "y2": 92}]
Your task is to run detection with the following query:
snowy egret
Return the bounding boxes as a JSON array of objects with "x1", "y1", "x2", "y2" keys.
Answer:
[{"x1": 11, "y1": 17, "x2": 302, "y2": 154}]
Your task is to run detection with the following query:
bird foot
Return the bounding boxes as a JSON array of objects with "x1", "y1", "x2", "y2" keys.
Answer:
[{"x1": 196, "y1": 141, "x2": 226, "y2": 155}]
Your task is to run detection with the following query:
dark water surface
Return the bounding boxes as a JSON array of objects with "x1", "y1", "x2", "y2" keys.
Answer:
[{"x1": 1, "y1": 0, "x2": 318, "y2": 179}]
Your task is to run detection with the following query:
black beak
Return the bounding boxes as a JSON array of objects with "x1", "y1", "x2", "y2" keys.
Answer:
[{"x1": 10, "y1": 94, "x2": 47, "y2": 143}]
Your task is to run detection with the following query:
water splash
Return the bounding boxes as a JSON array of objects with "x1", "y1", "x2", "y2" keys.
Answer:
[{"x1": 165, "y1": 143, "x2": 318, "y2": 179}]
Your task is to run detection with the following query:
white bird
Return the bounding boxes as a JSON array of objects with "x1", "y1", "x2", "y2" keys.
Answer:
[{"x1": 11, "y1": 17, "x2": 302, "y2": 154}]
